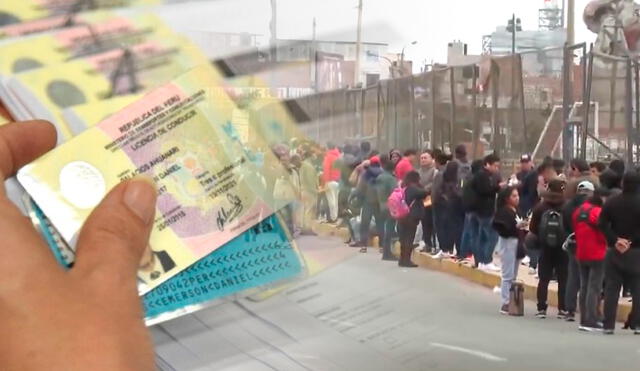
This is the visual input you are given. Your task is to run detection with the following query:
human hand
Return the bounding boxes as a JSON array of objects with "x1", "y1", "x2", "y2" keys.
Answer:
[
  {"x1": 0, "y1": 121, "x2": 157, "y2": 371},
  {"x1": 615, "y1": 238, "x2": 631, "y2": 254}
]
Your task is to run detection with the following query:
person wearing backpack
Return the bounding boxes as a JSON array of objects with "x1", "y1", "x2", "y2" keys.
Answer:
[
  {"x1": 529, "y1": 178, "x2": 568, "y2": 318},
  {"x1": 449, "y1": 144, "x2": 471, "y2": 259},
  {"x1": 377, "y1": 154, "x2": 399, "y2": 261},
  {"x1": 396, "y1": 171, "x2": 427, "y2": 267},
  {"x1": 561, "y1": 180, "x2": 595, "y2": 322},
  {"x1": 573, "y1": 188, "x2": 609, "y2": 332}
]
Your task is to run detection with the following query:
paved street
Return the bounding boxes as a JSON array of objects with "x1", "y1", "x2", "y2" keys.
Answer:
[{"x1": 153, "y1": 235, "x2": 639, "y2": 371}]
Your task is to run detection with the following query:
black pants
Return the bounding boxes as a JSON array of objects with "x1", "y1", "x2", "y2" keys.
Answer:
[
  {"x1": 421, "y1": 206, "x2": 435, "y2": 248},
  {"x1": 565, "y1": 251, "x2": 580, "y2": 314},
  {"x1": 537, "y1": 248, "x2": 569, "y2": 311},
  {"x1": 398, "y1": 218, "x2": 418, "y2": 265},
  {"x1": 603, "y1": 249, "x2": 640, "y2": 331}
]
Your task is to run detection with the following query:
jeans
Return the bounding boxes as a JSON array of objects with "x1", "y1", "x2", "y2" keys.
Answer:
[
  {"x1": 421, "y1": 207, "x2": 435, "y2": 247},
  {"x1": 381, "y1": 211, "x2": 396, "y2": 260},
  {"x1": 470, "y1": 214, "x2": 498, "y2": 265},
  {"x1": 434, "y1": 202, "x2": 453, "y2": 253},
  {"x1": 460, "y1": 212, "x2": 477, "y2": 260},
  {"x1": 360, "y1": 202, "x2": 382, "y2": 246},
  {"x1": 536, "y1": 248, "x2": 569, "y2": 311},
  {"x1": 603, "y1": 249, "x2": 640, "y2": 331},
  {"x1": 566, "y1": 251, "x2": 581, "y2": 314},
  {"x1": 578, "y1": 260, "x2": 605, "y2": 327},
  {"x1": 496, "y1": 237, "x2": 520, "y2": 305},
  {"x1": 325, "y1": 181, "x2": 340, "y2": 221}
]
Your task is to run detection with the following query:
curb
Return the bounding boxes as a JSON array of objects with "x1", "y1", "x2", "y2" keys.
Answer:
[{"x1": 310, "y1": 220, "x2": 632, "y2": 323}]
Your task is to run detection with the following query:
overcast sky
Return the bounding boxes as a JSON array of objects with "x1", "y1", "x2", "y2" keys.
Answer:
[{"x1": 270, "y1": 0, "x2": 596, "y2": 69}]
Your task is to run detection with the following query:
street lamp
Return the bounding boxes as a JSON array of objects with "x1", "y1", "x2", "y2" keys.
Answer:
[
  {"x1": 366, "y1": 50, "x2": 400, "y2": 78},
  {"x1": 400, "y1": 40, "x2": 418, "y2": 75}
]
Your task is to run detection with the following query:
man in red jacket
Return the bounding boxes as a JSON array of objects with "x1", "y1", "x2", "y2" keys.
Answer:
[
  {"x1": 573, "y1": 187, "x2": 608, "y2": 332},
  {"x1": 395, "y1": 149, "x2": 418, "y2": 182},
  {"x1": 322, "y1": 142, "x2": 341, "y2": 222}
]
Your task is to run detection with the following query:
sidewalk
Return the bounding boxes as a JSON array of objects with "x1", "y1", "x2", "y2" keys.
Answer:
[{"x1": 310, "y1": 220, "x2": 633, "y2": 323}]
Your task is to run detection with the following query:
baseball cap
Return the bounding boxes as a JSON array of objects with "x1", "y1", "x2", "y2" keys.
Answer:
[
  {"x1": 369, "y1": 155, "x2": 381, "y2": 165},
  {"x1": 520, "y1": 154, "x2": 532, "y2": 163},
  {"x1": 577, "y1": 180, "x2": 595, "y2": 193}
]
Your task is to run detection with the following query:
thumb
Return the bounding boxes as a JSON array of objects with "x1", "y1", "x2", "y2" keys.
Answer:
[{"x1": 72, "y1": 177, "x2": 157, "y2": 287}]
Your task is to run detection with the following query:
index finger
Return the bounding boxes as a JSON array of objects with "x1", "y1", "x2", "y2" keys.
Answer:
[{"x1": 0, "y1": 121, "x2": 57, "y2": 184}]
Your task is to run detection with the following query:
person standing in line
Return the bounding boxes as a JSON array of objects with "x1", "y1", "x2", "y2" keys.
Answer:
[
  {"x1": 529, "y1": 178, "x2": 569, "y2": 319},
  {"x1": 459, "y1": 159, "x2": 484, "y2": 264},
  {"x1": 598, "y1": 171, "x2": 640, "y2": 335},
  {"x1": 573, "y1": 188, "x2": 609, "y2": 332},
  {"x1": 397, "y1": 171, "x2": 427, "y2": 268},
  {"x1": 355, "y1": 156, "x2": 383, "y2": 253},
  {"x1": 376, "y1": 154, "x2": 399, "y2": 261},
  {"x1": 516, "y1": 154, "x2": 534, "y2": 183},
  {"x1": 430, "y1": 153, "x2": 451, "y2": 257},
  {"x1": 395, "y1": 149, "x2": 418, "y2": 182},
  {"x1": 449, "y1": 144, "x2": 472, "y2": 259},
  {"x1": 493, "y1": 186, "x2": 527, "y2": 314},
  {"x1": 433, "y1": 161, "x2": 460, "y2": 257},
  {"x1": 470, "y1": 154, "x2": 503, "y2": 271},
  {"x1": 561, "y1": 180, "x2": 595, "y2": 322},
  {"x1": 522, "y1": 161, "x2": 557, "y2": 274},
  {"x1": 418, "y1": 149, "x2": 437, "y2": 252},
  {"x1": 322, "y1": 142, "x2": 341, "y2": 223}
]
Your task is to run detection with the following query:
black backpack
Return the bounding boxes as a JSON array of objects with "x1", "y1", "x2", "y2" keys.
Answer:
[
  {"x1": 575, "y1": 205, "x2": 596, "y2": 228},
  {"x1": 539, "y1": 209, "x2": 564, "y2": 248}
]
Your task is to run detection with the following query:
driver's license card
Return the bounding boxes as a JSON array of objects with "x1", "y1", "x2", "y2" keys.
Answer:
[{"x1": 17, "y1": 65, "x2": 294, "y2": 294}]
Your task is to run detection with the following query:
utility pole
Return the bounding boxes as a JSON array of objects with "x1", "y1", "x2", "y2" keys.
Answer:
[
  {"x1": 269, "y1": 0, "x2": 277, "y2": 62},
  {"x1": 354, "y1": 0, "x2": 363, "y2": 87},
  {"x1": 507, "y1": 15, "x2": 521, "y2": 153},
  {"x1": 312, "y1": 17, "x2": 317, "y2": 92},
  {"x1": 567, "y1": 0, "x2": 575, "y2": 45}
]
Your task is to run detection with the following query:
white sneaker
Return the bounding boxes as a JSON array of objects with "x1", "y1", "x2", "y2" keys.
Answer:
[
  {"x1": 521, "y1": 256, "x2": 530, "y2": 265},
  {"x1": 492, "y1": 286, "x2": 501, "y2": 294},
  {"x1": 485, "y1": 263, "x2": 501, "y2": 272},
  {"x1": 528, "y1": 267, "x2": 537, "y2": 275},
  {"x1": 478, "y1": 263, "x2": 489, "y2": 271},
  {"x1": 432, "y1": 250, "x2": 443, "y2": 259},
  {"x1": 417, "y1": 241, "x2": 426, "y2": 250}
]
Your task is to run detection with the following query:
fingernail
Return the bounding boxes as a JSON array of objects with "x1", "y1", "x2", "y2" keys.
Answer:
[{"x1": 124, "y1": 177, "x2": 157, "y2": 225}]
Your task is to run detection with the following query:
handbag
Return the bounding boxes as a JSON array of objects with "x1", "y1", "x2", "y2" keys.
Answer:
[{"x1": 508, "y1": 282, "x2": 525, "y2": 316}]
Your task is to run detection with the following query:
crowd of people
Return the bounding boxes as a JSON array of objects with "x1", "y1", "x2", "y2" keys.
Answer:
[{"x1": 269, "y1": 139, "x2": 638, "y2": 335}]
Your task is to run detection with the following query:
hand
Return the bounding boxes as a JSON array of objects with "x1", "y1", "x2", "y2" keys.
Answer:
[
  {"x1": 0, "y1": 121, "x2": 157, "y2": 371},
  {"x1": 615, "y1": 238, "x2": 631, "y2": 254}
]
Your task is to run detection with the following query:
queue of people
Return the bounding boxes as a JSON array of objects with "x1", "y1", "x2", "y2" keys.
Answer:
[{"x1": 271, "y1": 139, "x2": 638, "y2": 335}]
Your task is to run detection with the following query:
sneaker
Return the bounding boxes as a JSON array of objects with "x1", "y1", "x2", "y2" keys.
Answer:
[
  {"x1": 432, "y1": 250, "x2": 443, "y2": 259},
  {"x1": 603, "y1": 328, "x2": 615, "y2": 335},
  {"x1": 359, "y1": 247, "x2": 367, "y2": 253},
  {"x1": 579, "y1": 324, "x2": 603, "y2": 332},
  {"x1": 521, "y1": 256, "x2": 530, "y2": 265},
  {"x1": 528, "y1": 267, "x2": 537, "y2": 275},
  {"x1": 557, "y1": 310, "x2": 568, "y2": 319},
  {"x1": 500, "y1": 304, "x2": 509, "y2": 315},
  {"x1": 635, "y1": 329, "x2": 640, "y2": 335},
  {"x1": 536, "y1": 310, "x2": 547, "y2": 319},
  {"x1": 565, "y1": 312, "x2": 576, "y2": 322},
  {"x1": 485, "y1": 263, "x2": 501, "y2": 272}
]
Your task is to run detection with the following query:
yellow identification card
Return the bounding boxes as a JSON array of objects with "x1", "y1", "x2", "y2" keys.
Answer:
[
  {"x1": 18, "y1": 65, "x2": 295, "y2": 293},
  {"x1": 7, "y1": 33, "x2": 211, "y2": 143}
]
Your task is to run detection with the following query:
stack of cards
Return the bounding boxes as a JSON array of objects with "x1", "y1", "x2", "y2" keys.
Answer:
[{"x1": 2, "y1": 1, "x2": 309, "y2": 324}]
